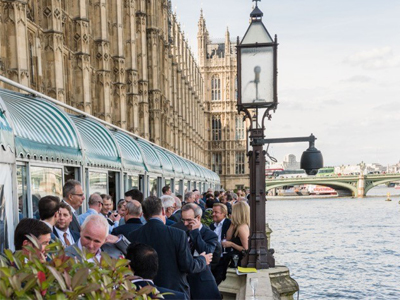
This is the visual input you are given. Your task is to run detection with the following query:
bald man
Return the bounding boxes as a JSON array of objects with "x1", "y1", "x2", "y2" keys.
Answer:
[{"x1": 111, "y1": 200, "x2": 143, "y2": 239}]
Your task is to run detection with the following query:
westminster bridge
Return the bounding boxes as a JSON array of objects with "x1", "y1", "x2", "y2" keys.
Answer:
[{"x1": 266, "y1": 173, "x2": 400, "y2": 197}]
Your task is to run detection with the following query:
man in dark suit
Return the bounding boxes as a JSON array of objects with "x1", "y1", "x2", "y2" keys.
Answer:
[
  {"x1": 38, "y1": 195, "x2": 60, "y2": 241},
  {"x1": 172, "y1": 203, "x2": 221, "y2": 299},
  {"x1": 169, "y1": 195, "x2": 182, "y2": 223},
  {"x1": 127, "y1": 243, "x2": 186, "y2": 299},
  {"x1": 128, "y1": 196, "x2": 212, "y2": 300},
  {"x1": 62, "y1": 179, "x2": 85, "y2": 232},
  {"x1": 54, "y1": 203, "x2": 80, "y2": 246},
  {"x1": 210, "y1": 203, "x2": 232, "y2": 285},
  {"x1": 111, "y1": 200, "x2": 143, "y2": 239}
]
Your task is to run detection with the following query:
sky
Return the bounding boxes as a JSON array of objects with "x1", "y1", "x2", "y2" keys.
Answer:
[{"x1": 172, "y1": 0, "x2": 400, "y2": 167}]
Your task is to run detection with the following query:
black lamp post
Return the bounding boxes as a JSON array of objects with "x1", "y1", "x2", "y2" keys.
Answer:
[{"x1": 237, "y1": 0, "x2": 323, "y2": 269}]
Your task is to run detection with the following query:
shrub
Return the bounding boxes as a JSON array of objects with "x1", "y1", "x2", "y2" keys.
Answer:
[{"x1": 0, "y1": 236, "x2": 161, "y2": 299}]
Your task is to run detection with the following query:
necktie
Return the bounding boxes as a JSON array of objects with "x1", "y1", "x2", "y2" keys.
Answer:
[{"x1": 63, "y1": 232, "x2": 71, "y2": 246}]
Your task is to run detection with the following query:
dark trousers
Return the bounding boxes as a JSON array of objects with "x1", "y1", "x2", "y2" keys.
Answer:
[{"x1": 211, "y1": 255, "x2": 231, "y2": 285}]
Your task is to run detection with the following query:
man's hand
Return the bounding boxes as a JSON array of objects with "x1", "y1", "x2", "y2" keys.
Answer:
[
  {"x1": 200, "y1": 252, "x2": 213, "y2": 265},
  {"x1": 105, "y1": 234, "x2": 119, "y2": 244},
  {"x1": 190, "y1": 218, "x2": 201, "y2": 230},
  {"x1": 110, "y1": 213, "x2": 121, "y2": 222}
]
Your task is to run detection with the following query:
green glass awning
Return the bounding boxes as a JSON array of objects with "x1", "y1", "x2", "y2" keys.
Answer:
[
  {"x1": 0, "y1": 89, "x2": 82, "y2": 164},
  {"x1": 70, "y1": 115, "x2": 121, "y2": 169},
  {"x1": 135, "y1": 138, "x2": 163, "y2": 174},
  {"x1": 112, "y1": 131, "x2": 146, "y2": 173},
  {"x1": 162, "y1": 150, "x2": 184, "y2": 176},
  {"x1": 153, "y1": 146, "x2": 175, "y2": 176}
]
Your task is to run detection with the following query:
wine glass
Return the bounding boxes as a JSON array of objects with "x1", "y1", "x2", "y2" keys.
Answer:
[
  {"x1": 250, "y1": 277, "x2": 258, "y2": 299},
  {"x1": 232, "y1": 254, "x2": 239, "y2": 268},
  {"x1": 221, "y1": 235, "x2": 227, "y2": 254}
]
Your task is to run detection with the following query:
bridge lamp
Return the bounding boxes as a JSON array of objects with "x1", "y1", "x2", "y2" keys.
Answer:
[
  {"x1": 237, "y1": 1, "x2": 278, "y2": 120},
  {"x1": 236, "y1": 0, "x2": 278, "y2": 270}
]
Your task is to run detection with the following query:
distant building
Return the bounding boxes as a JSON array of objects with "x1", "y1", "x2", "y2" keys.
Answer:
[
  {"x1": 282, "y1": 154, "x2": 300, "y2": 170},
  {"x1": 197, "y1": 11, "x2": 250, "y2": 190}
]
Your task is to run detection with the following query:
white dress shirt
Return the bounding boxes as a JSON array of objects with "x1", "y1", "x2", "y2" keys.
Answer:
[
  {"x1": 54, "y1": 226, "x2": 75, "y2": 247},
  {"x1": 213, "y1": 218, "x2": 226, "y2": 243}
]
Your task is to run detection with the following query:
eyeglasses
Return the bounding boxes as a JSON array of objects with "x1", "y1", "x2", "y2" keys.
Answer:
[
  {"x1": 181, "y1": 216, "x2": 200, "y2": 223},
  {"x1": 72, "y1": 193, "x2": 84, "y2": 197}
]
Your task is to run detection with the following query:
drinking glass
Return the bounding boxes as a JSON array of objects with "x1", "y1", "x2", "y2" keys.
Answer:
[
  {"x1": 221, "y1": 235, "x2": 227, "y2": 254},
  {"x1": 250, "y1": 278, "x2": 258, "y2": 299}
]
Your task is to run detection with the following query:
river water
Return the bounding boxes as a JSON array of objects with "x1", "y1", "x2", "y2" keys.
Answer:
[{"x1": 266, "y1": 185, "x2": 400, "y2": 300}]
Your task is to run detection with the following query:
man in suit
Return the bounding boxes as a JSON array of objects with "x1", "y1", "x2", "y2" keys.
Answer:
[
  {"x1": 128, "y1": 196, "x2": 212, "y2": 300},
  {"x1": 100, "y1": 194, "x2": 121, "y2": 233},
  {"x1": 38, "y1": 195, "x2": 60, "y2": 240},
  {"x1": 14, "y1": 218, "x2": 52, "y2": 263},
  {"x1": 54, "y1": 203, "x2": 80, "y2": 247},
  {"x1": 172, "y1": 203, "x2": 221, "y2": 299},
  {"x1": 210, "y1": 203, "x2": 232, "y2": 285},
  {"x1": 65, "y1": 214, "x2": 130, "y2": 261},
  {"x1": 78, "y1": 193, "x2": 103, "y2": 225},
  {"x1": 111, "y1": 200, "x2": 143, "y2": 239},
  {"x1": 62, "y1": 179, "x2": 85, "y2": 232},
  {"x1": 127, "y1": 243, "x2": 186, "y2": 300},
  {"x1": 169, "y1": 195, "x2": 182, "y2": 223},
  {"x1": 160, "y1": 195, "x2": 176, "y2": 226}
]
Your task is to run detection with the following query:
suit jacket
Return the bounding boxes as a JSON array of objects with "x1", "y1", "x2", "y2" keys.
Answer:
[
  {"x1": 134, "y1": 279, "x2": 187, "y2": 300},
  {"x1": 53, "y1": 228, "x2": 80, "y2": 244},
  {"x1": 172, "y1": 222, "x2": 221, "y2": 300},
  {"x1": 165, "y1": 218, "x2": 176, "y2": 226},
  {"x1": 62, "y1": 200, "x2": 81, "y2": 232},
  {"x1": 128, "y1": 219, "x2": 206, "y2": 300},
  {"x1": 169, "y1": 210, "x2": 182, "y2": 223},
  {"x1": 111, "y1": 218, "x2": 143, "y2": 239},
  {"x1": 209, "y1": 218, "x2": 231, "y2": 241}
]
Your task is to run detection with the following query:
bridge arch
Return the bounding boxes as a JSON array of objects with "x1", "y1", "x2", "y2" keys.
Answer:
[
  {"x1": 364, "y1": 178, "x2": 398, "y2": 195},
  {"x1": 266, "y1": 181, "x2": 358, "y2": 197}
]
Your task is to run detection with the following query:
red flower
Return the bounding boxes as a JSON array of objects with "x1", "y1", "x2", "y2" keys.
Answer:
[
  {"x1": 37, "y1": 271, "x2": 47, "y2": 296},
  {"x1": 37, "y1": 271, "x2": 46, "y2": 284}
]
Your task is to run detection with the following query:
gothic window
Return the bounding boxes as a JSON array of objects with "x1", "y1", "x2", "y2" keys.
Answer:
[
  {"x1": 212, "y1": 153, "x2": 222, "y2": 175},
  {"x1": 211, "y1": 75, "x2": 221, "y2": 101},
  {"x1": 212, "y1": 116, "x2": 222, "y2": 141},
  {"x1": 235, "y1": 76, "x2": 238, "y2": 100},
  {"x1": 28, "y1": 41, "x2": 36, "y2": 87},
  {"x1": 235, "y1": 116, "x2": 245, "y2": 140},
  {"x1": 235, "y1": 152, "x2": 245, "y2": 175}
]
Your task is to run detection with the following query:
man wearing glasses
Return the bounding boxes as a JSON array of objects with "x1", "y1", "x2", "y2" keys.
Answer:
[
  {"x1": 78, "y1": 193, "x2": 103, "y2": 225},
  {"x1": 172, "y1": 203, "x2": 221, "y2": 300},
  {"x1": 62, "y1": 179, "x2": 86, "y2": 232}
]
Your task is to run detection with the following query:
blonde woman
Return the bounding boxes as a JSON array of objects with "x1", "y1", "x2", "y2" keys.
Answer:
[{"x1": 221, "y1": 201, "x2": 250, "y2": 267}]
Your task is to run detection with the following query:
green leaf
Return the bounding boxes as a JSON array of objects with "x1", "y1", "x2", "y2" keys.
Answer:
[
  {"x1": 115, "y1": 258, "x2": 130, "y2": 269},
  {"x1": 72, "y1": 268, "x2": 89, "y2": 289},
  {"x1": 22, "y1": 277, "x2": 37, "y2": 293},
  {"x1": 76, "y1": 283, "x2": 100, "y2": 295},
  {"x1": 26, "y1": 234, "x2": 41, "y2": 249},
  {"x1": 63, "y1": 270, "x2": 72, "y2": 290},
  {"x1": 34, "y1": 289, "x2": 44, "y2": 300},
  {"x1": 47, "y1": 266, "x2": 67, "y2": 291}
]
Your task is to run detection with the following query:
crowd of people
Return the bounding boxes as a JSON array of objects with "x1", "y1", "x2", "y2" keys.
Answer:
[{"x1": 12, "y1": 179, "x2": 251, "y2": 299}]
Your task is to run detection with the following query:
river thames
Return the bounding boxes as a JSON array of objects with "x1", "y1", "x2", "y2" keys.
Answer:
[{"x1": 266, "y1": 186, "x2": 400, "y2": 299}]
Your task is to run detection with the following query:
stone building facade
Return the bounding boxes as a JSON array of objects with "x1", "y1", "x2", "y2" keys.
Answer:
[
  {"x1": 197, "y1": 11, "x2": 250, "y2": 190},
  {"x1": 0, "y1": 0, "x2": 206, "y2": 165}
]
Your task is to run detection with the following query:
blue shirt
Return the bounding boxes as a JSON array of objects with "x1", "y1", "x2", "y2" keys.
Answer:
[{"x1": 78, "y1": 208, "x2": 99, "y2": 225}]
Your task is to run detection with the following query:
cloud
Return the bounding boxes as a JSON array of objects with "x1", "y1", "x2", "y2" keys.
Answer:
[
  {"x1": 341, "y1": 75, "x2": 373, "y2": 83},
  {"x1": 344, "y1": 47, "x2": 400, "y2": 70}
]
